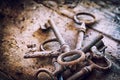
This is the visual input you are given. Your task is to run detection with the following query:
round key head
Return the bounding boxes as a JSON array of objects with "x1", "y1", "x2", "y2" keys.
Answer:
[
  {"x1": 34, "y1": 68, "x2": 54, "y2": 80},
  {"x1": 57, "y1": 50, "x2": 85, "y2": 66},
  {"x1": 88, "y1": 56, "x2": 112, "y2": 70},
  {"x1": 74, "y1": 12, "x2": 96, "y2": 25}
]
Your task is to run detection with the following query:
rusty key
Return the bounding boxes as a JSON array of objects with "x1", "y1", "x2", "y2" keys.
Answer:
[{"x1": 48, "y1": 19, "x2": 70, "y2": 53}]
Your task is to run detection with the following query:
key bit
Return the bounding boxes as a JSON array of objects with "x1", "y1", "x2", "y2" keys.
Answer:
[{"x1": 40, "y1": 20, "x2": 51, "y2": 32}]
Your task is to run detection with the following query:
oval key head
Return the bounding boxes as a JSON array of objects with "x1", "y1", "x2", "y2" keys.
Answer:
[
  {"x1": 89, "y1": 57, "x2": 112, "y2": 70},
  {"x1": 74, "y1": 12, "x2": 96, "y2": 25},
  {"x1": 34, "y1": 68, "x2": 55, "y2": 80},
  {"x1": 57, "y1": 50, "x2": 85, "y2": 66}
]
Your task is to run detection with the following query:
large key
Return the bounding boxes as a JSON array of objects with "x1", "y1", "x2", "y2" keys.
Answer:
[{"x1": 48, "y1": 19, "x2": 70, "y2": 52}]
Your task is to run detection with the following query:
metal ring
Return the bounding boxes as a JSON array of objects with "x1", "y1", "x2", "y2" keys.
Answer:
[
  {"x1": 40, "y1": 38, "x2": 59, "y2": 51},
  {"x1": 57, "y1": 50, "x2": 85, "y2": 66},
  {"x1": 74, "y1": 12, "x2": 96, "y2": 25},
  {"x1": 89, "y1": 57, "x2": 112, "y2": 70},
  {"x1": 34, "y1": 68, "x2": 54, "y2": 80}
]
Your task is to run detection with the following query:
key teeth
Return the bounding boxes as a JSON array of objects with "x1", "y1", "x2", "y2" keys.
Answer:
[{"x1": 40, "y1": 20, "x2": 51, "y2": 31}]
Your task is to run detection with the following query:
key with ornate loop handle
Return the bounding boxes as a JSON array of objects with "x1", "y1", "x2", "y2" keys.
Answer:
[
  {"x1": 74, "y1": 12, "x2": 96, "y2": 25},
  {"x1": 74, "y1": 12, "x2": 96, "y2": 50}
]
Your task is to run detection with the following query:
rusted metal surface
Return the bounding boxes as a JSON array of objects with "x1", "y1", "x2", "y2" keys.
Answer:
[{"x1": 24, "y1": 51, "x2": 61, "y2": 58}]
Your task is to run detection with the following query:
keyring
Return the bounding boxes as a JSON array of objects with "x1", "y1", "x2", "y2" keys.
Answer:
[
  {"x1": 74, "y1": 12, "x2": 96, "y2": 25},
  {"x1": 57, "y1": 50, "x2": 85, "y2": 66},
  {"x1": 40, "y1": 38, "x2": 59, "y2": 51},
  {"x1": 34, "y1": 68, "x2": 54, "y2": 80}
]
